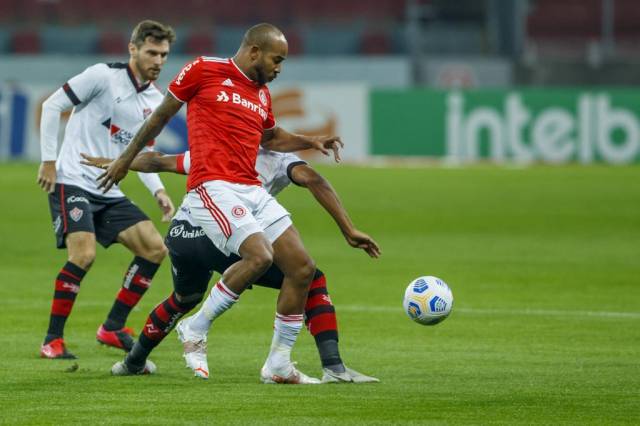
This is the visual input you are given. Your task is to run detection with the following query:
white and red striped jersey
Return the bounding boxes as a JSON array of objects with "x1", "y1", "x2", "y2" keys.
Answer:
[
  {"x1": 40, "y1": 62, "x2": 165, "y2": 197},
  {"x1": 176, "y1": 147, "x2": 306, "y2": 196}
]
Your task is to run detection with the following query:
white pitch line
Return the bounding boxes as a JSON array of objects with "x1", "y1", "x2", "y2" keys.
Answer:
[
  {"x1": 8, "y1": 300, "x2": 640, "y2": 319},
  {"x1": 334, "y1": 305, "x2": 640, "y2": 319}
]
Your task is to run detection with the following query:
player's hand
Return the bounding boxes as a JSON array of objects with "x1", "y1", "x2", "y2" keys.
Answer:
[
  {"x1": 344, "y1": 229, "x2": 381, "y2": 258},
  {"x1": 310, "y1": 136, "x2": 344, "y2": 163},
  {"x1": 37, "y1": 161, "x2": 57, "y2": 193},
  {"x1": 154, "y1": 189, "x2": 175, "y2": 222},
  {"x1": 97, "y1": 157, "x2": 129, "y2": 193},
  {"x1": 80, "y1": 153, "x2": 113, "y2": 170}
]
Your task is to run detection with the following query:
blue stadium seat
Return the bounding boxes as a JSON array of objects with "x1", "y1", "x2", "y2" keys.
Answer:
[
  {"x1": 41, "y1": 26, "x2": 99, "y2": 55},
  {"x1": 0, "y1": 28, "x2": 10, "y2": 54},
  {"x1": 302, "y1": 26, "x2": 363, "y2": 56},
  {"x1": 215, "y1": 26, "x2": 247, "y2": 57}
]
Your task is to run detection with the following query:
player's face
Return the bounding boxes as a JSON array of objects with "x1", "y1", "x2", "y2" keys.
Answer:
[
  {"x1": 254, "y1": 38, "x2": 288, "y2": 85},
  {"x1": 130, "y1": 38, "x2": 170, "y2": 81}
]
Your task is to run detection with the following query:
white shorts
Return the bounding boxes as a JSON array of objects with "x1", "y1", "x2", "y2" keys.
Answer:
[{"x1": 187, "y1": 180, "x2": 292, "y2": 256}]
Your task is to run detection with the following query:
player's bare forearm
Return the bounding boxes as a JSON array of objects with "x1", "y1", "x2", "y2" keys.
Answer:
[
  {"x1": 81, "y1": 152, "x2": 178, "y2": 173},
  {"x1": 121, "y1": 110, "x2": 172, "y2": 163},
  {"x1": 291, "y1": 164, "x2": 381, "y2": 258},
  {"x1": 261, "y1": 127, "x2": 310, "y2": 152},
  {"x1": 261, "y1": 127, "x2": 343, "y2": 161},
  {"x1": 291, "y1": 165, "x2": 355, "y2": 236},
  {"x1": 97, "y1": 94, "x2": 182, "y2": 192},
  {"x1": 131, "y1": 152, "x2": 179, "y2": 173}
]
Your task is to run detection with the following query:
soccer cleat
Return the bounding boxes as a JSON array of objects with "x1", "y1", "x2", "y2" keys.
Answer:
[
  {"x1": 40, "y1": 338, "x2": 77, "y2": 359},
  {"x1": 321, "y1": 366, "x2": 380, "y2": 384},
  {"x1": 176, "y1": 317, "x2": 209, "y2": 379},
  {"x1": 96, "y1": 325, "x2": 135, "y2": 351},
  {"x1": 111, "y1": 359, "x2": 156, "y2": 376},
  {"x1": 260, "y1": 362, "x2": 321, "y2": 385}
]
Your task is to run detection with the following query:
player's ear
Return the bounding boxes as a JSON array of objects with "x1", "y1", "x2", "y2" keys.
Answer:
[
  {"x1": 249, "y1": 45, "x2": 261, "y2": 61},
  {"x1": 128, "y1": 42, "x2": 137, "y2": 57}
]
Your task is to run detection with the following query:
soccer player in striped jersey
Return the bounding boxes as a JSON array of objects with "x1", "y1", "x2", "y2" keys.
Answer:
[
  {"x1": 83, "y1": 149, "x2": 381, "y2": 383},
  {"x1": 36, "y1": 20, "x2": 177, "y2": 359}
]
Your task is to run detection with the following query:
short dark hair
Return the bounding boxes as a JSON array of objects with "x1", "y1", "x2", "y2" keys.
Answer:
[{"x1": 130, "y1": 20, "x2": 176, "y2": 47}]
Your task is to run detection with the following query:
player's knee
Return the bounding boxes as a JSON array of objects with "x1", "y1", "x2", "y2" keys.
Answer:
[
  {"x1": 68, "y1": 249, "x2": 96, "y2": 270},
  {"x1": 144, "y1": 241, "x2": 168, "y2": 264},
  {"x1": 248, "y1": 249, "x2": 273, "y2": 275},
  {"x1": 292, "y1": 257, "x2": 316, "y2": 286}
]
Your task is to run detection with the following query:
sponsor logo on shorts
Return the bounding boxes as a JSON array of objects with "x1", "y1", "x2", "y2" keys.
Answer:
[
  {"x1": 69, "y1": 207, "x2": 83, "y2": 222},
  {"x1": 232, "y1": 205, "x2": 246, "y2": 218},
  {"x1": 53, "y1": 215, "x2": 62, "y2": 232},
  {"x1": 67, "y1": 195, "x2": 89, "y2": 204},
  {"x1": 169, "y1": 223, "x2": 206, "y2": 238}
]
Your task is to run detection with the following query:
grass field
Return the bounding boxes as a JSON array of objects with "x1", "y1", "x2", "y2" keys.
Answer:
[{"x1": 1, "y1": 162, "x2": 639, "y2": 425}]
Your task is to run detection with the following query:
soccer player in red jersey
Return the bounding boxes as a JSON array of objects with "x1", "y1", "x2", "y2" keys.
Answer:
[{"x1": 99, "y1": 23, "x2": 344, "y2": 383}]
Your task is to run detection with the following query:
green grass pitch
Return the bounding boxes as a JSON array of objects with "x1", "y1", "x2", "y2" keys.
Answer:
[{"x1": 0, "y1": 162, "x2": 639, "y2": 425}]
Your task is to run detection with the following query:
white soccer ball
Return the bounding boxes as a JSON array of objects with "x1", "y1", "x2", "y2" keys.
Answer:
[{"x1": 403, "y1": 276, "x2": 453, "y2": 325}]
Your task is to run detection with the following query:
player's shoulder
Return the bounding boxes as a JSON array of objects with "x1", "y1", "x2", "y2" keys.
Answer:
[
  {"x1": 200, "y1": 56, "x2": 230, "y2": 65},
  {"x1": 80, "y1": 62, "x2": 114, "y2": 77}
]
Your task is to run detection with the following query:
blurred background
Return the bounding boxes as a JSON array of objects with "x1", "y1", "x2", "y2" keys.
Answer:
[{"x1": 1, "y1": 0, "x2": 639, "y2": 164}]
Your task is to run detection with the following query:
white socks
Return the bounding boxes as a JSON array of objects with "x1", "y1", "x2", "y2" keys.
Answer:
[
  {"x1": 266, "y1": 313, "x2": 304, "y2": 370},
  {"x1": 189, "y1": 281, "x2": 239, "y2": 335}
]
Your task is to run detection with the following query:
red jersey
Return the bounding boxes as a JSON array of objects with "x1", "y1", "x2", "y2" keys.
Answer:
[{"x1": 168, "y1": 56, "x2": 276, "y2": 189}]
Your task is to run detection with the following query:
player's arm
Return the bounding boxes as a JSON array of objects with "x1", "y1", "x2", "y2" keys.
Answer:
[
  {"x1": 38, "y1": 65, "x2": 108, "y2": 193},
  {"x1": 81, "y1": 152, "x2": 181, "y2": 173},
  {"x1": 290, "y1": 164, "x2": 381, "y2": 258},
  {"x1": 37, "y1": 89, "x2": 72, "y2": 192},
  {"x1": 97, "y1": 93, "x2": 183, "y2": 192},
  {"x1": 261, "y1": 127, "x2": 343, "y2": 163}
]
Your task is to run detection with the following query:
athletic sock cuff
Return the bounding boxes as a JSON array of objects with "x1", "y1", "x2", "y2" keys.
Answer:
[
  {"x1": 133, "y1": 256, "x2": 161, "y2": 277},
  {"x1": 62, "y1": 261, "x2": 87, "y2": 280}
]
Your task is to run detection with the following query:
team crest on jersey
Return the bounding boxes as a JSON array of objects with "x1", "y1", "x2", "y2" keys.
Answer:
[
  {"x1": 258, "y1": 89, "x2": 268, "y2": 106},
  {"x1": 69, "y1": 207, "x2": 83, "y2": 222},
  {"x1": 232, "y1": 206, "x2": 246, "y2": 218},
  {"x1": 143, "y1": 108, "x2": 153, "y2": 119}
]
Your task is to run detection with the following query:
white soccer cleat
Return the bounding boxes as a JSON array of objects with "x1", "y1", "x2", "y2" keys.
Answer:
[
  {"x1": 260, "y1": 362, "x2": 321, "y2": 385},
  {"x1": 176, "y1": 317, "x2": 209, "y2": 379},
  {"x1": 111, "y1": 359, "x2": 157, "y2": 376},
  {"x1": 321, "y1": 366, "x2": 380, "y2": 384}
]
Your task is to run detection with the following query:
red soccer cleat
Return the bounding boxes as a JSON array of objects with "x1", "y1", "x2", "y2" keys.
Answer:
[
  {"x1": 96, "y1": 325, "x2": 135, "y2": 351},
  {"x1": 40, "y1": 338, "x2": 77, "y2": 359}
]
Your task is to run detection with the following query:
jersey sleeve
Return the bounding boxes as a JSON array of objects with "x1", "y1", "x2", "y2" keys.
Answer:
[
  {"x1": 282, "y1": 153, "x2": 307, "y2": 186},
  {"x1": 64, "y1": 63, "x2": 110, "y2": 106},
  {"x1": 176, "y1": 151, "x2": 190, "y2": 175},
  {"x1": 168, "y1": 57, "x2": 204, "y2": 103}
]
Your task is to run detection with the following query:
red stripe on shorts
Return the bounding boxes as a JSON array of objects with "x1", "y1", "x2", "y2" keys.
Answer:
[{"x1": 196, "y1": 185, "x2": 232, "y2": 238}]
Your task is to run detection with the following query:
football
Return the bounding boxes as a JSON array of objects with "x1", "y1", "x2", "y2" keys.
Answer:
[{"x1": 403, "y1": 276, "x2": 454, "y2": 325}]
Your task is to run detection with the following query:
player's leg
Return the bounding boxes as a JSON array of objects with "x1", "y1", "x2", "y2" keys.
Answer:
[
  {"x1": 260, "y1": 223, "x2": 319, "y2": 384},
  {"x1": 95, "y1": 198, "x2": 167, "y2": 351},
  {"x1": 306, "y1": 269, "x2": 379, "y2": 383},
  {"x1": 112, "y1": 229, "x2": 211, "y2": 375},
  {"x1": 178, "y1": 182, "x2": 273, "y2": 340},
  {"x1": 252, "y1": 265, "x2": 378, "y2": 383},
  {"x1": 184, "y1": 231, "x2": 273, "y2": 336},
  {"x1": 41, "y1": 184, "x2": 96, "y2": 359}
]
